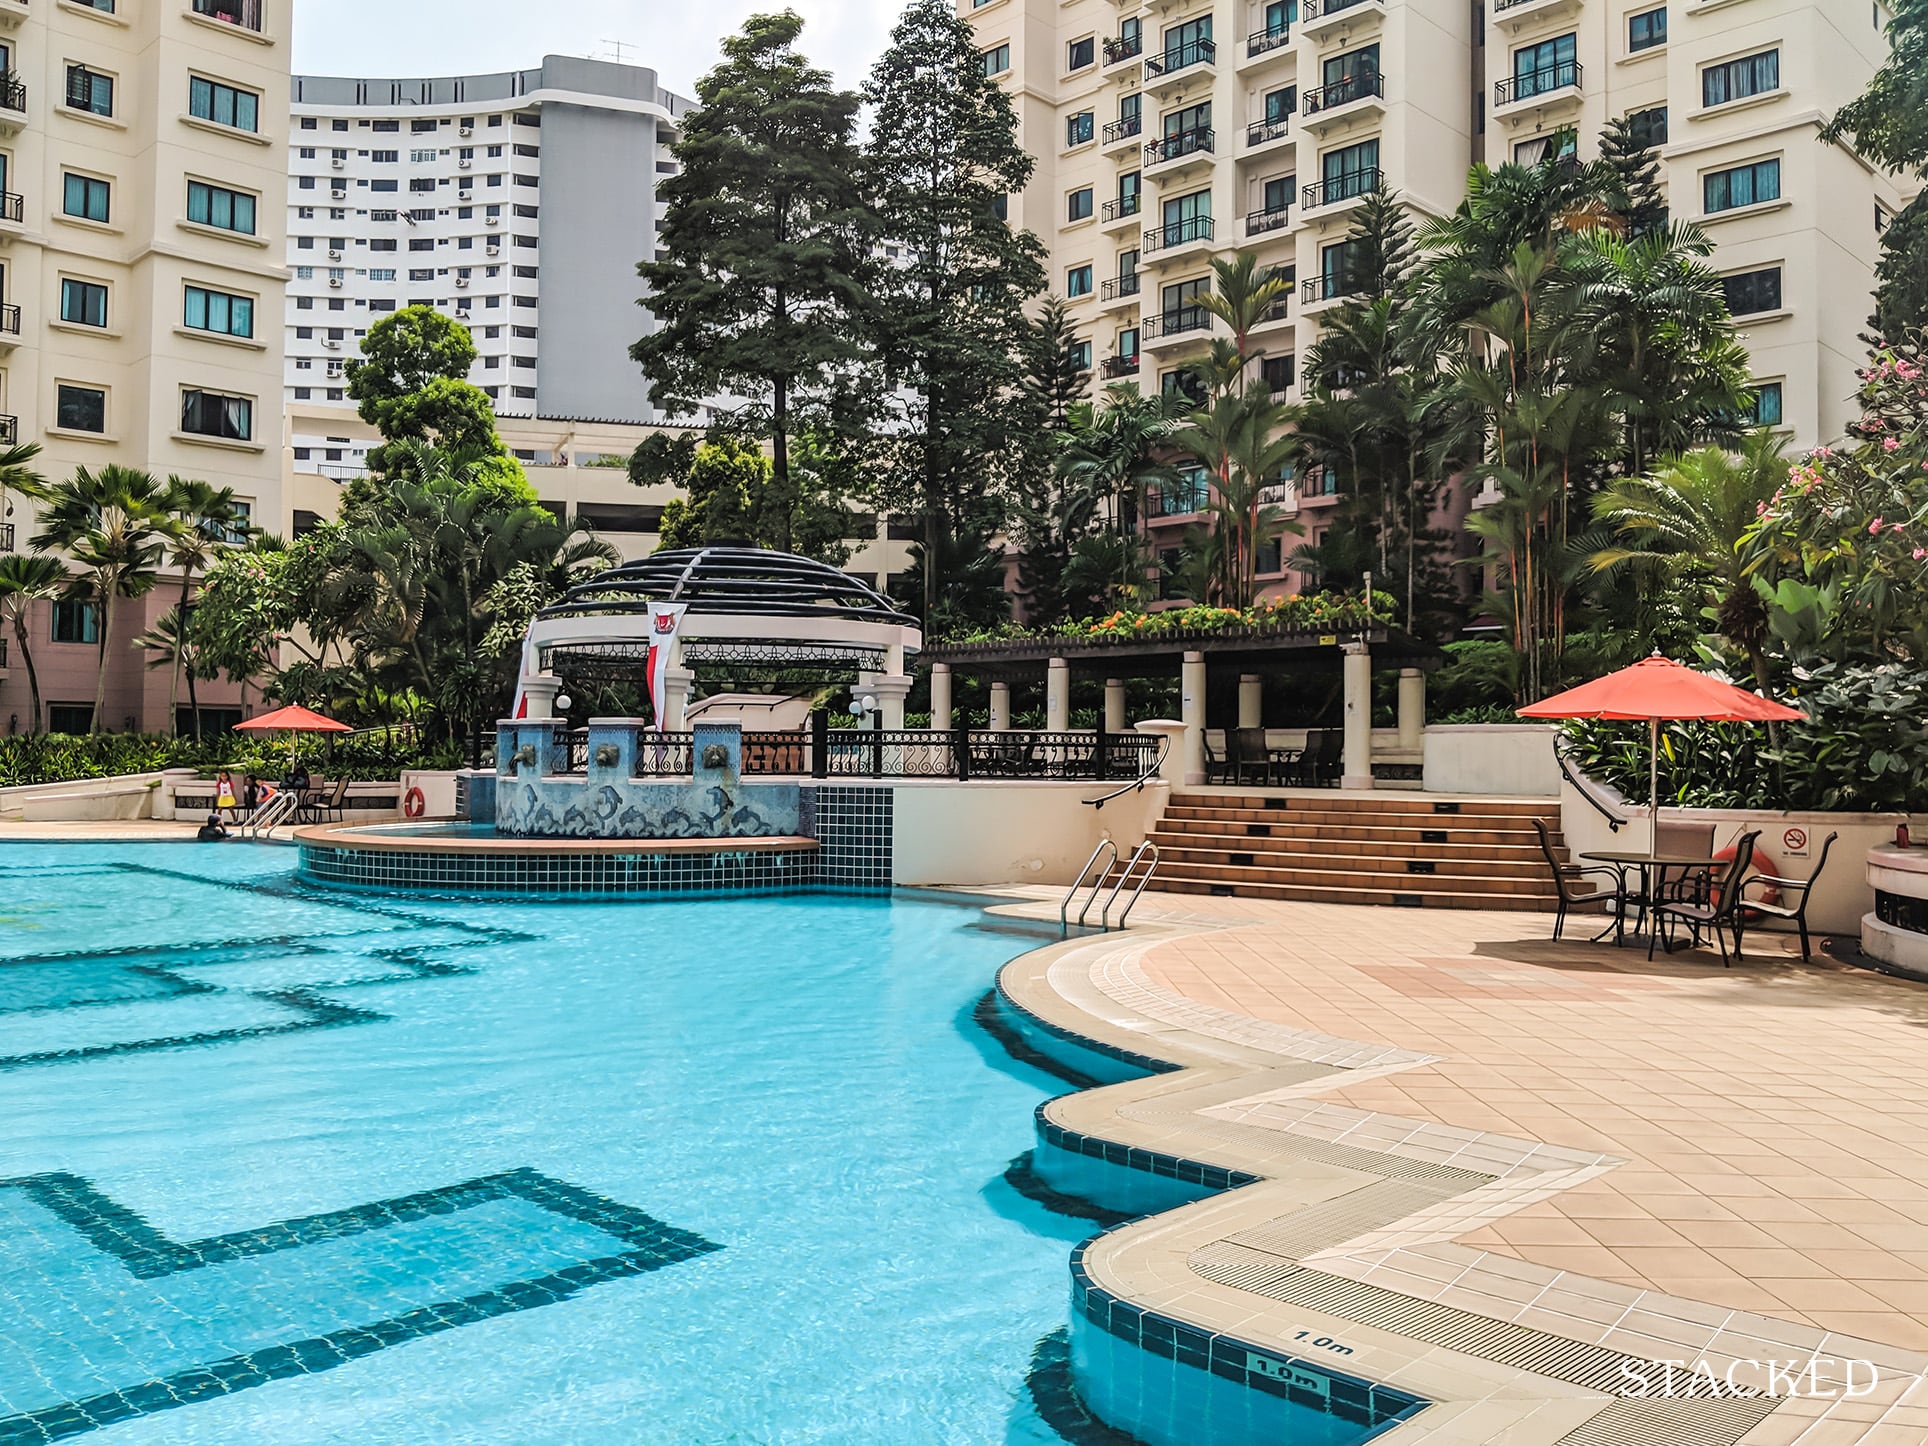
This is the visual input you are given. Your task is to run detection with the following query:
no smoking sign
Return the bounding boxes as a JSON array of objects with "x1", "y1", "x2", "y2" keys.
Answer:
[{"x1": 1783, "y1": 827, "x2": 1809, "y2": 856}]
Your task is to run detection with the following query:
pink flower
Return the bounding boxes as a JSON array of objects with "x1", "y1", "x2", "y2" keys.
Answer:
[
  {"x1": 1895, "y1": 524, "x2": 1908, "y2": 534},
  {"x1": 1755, "y1": 501, "x2": 1768, "y2": 516},
  {"x1": 1870, "y1": 518, "x2": 1884, "y2": 534},
  {"x1": 1914, "y1": 548, "x2": 1927, "y2": 561},
  {"x1": 1884, "y1": 437, "x2": 1901, "y2": 451}
]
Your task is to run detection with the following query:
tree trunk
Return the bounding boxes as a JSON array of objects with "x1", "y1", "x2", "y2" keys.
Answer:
[
  {"x1": 92, "y1": 591, "x2": 113, "y2": 733},
  {"x1": 184, "y1": 660, "x2": 201, "y2": 741},
  {"x1": 173, "y1": 565, "x2": 195, "y2": 738},
  {"x1": 772, "y1": 374, "x2": 792, "y2": 552},
  {"x1": 13, "y1": 614, "x2": 40, "y2": 734}
]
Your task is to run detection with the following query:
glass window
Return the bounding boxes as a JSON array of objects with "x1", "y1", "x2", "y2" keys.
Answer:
[
  {"x1": 981, "y1": 44, "x2": 1010, "y2": 77},
  {"x1": 62, "y1": 173, "x2": 110, "y2": 223},
  {"x1": 1702, "y1": 50, "x2": 1779, "y2": 108},
  {"x1": 51, "y1": 600, "x2": 99, "y2": 645},
  {"x1": 1068, "y1": 187, "x2": 1093, "y2": 221},
  {"x1": 65, "y1": 66, "x2": 114, "y2": 116},
  {"x1": 1067, "y1": 264, "x2": 1093, "y2": 297},
  {"x1": 1261, "y1": 353, "x2": 1295, "y2": 394},
  {"x1": 1118, "y1": 326, "x2": 1139, "y2": 358},
  {"x1": 60, "y1": 279, "x2": 107, "y2": 327},
  {"x1": 189, "y1": 77, "x2": 260, "y2": 133},
  {"x1": 1703, "y1": 158, "x2": 1780, "y2": 213},
  {"x1": 1322, "y1": 138, "x2": 1380, "y2": 198},
  {"x1": 1746, "y1": 381, "x2": 1784, "y2": 427},
  {"x1": 1066, "y1": 112, "x2": 1094, "y2": 146},
  {"x1": 1628, "y1": 7, "x2": 1666, "y2": 52},
  {"x1": 1262, "y1": 175, "x2": 1295, "y2": 213},
  {"x1": 1722, "y1": 267, "x2": 1782, "y2": 316},
  {"x1": 1264, "y1": 86, "x2": 1297, "y2": 124},
  {"x1": 1512, "y1": 34, "x2": 1577, "y2": 97},
  {"x1": 1069, "y1": 340, "x2": 1092, "y2": 371},
  {"x1": 56, "y1": 384, "x2": 105, "y2": 434},
  {"x1": 186, "y1": 180, "x2": 257, "y2": 234},
  {"x1": 1627, "y1": 106, "x2": 1668, "y2": 148},
  {"x1": 1068, "y1": 36, "x2": 1095, "y2": 70},
  {"x1": 1263, "y1": 0, "x2": 1295, "y2": 36},
  {"x1": 180, "y1": 389, "x2": 253, "y2": 441},
  {"x1": 184, "y1": 284, "x2": 254, "y2": 337}
]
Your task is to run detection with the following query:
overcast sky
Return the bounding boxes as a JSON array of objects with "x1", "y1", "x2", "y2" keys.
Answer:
[{"x1": 292, "y1": 0, "x2": 898, "y2": 98}]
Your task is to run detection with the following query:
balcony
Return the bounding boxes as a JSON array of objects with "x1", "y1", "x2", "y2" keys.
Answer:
[
  {"x1": 1302, "y1": 167, "x2": 1383, "y2": 212},
  {"x1": 0, "y1": 414, "x2": 17, "y2": 446},
  {"x1": 1100, "y1": 192, "x2": 1142, "y2": 230},
  {"x1": 1102, "y1": 34, "x2": 1142, "y2": 69},
  {"x1": 1494, "y1": 61, "x2": 1582, "y2": 115},
  {"x1": 1253, "y1": 294, "x2": 1293, "y2": 332},
  {"x1": 1301, "y1": 72, "x2": 1384, "y2": 131},
  {"x1": 1245, "y1": 205, "x2": 1292, "y2": 237},
  {"x1": 1244, "y1": 25, "x2": 1292, "y2": 62},
  {"x1": 1148, "y1": 483, "x2": 1211, "y2": 518},
  {"x1": 1141, "y1": 304, "x2": 1211, "y2": 346},
  {"x1": 1144, "y1": 126, "x2": 1214, "y2": 175},
  {"x1": 1300, "y1": 0, "x2": 1384, "y2": 37},
  {"x1": 1491, "y1": 0, "x2": 1582, "y2": 30},
  {"x1": 0, "y1": 190, "x2": 20, "y2": 228},
  {"x1": 1297, "y1": 465, "x2": 1340, "y2": 502},
  {"x1": 0, "y1": 0, "x2": 25, "y2": 32},
  {"x1": 0, "y1": 303, "x2": 18, "y2": 346},
  {"x1": 1101, "y1": 115, "x2": 1143, "y2": 150},
  {"x1": 191, "y1": 0, "x2": 265, "y2": 32},
  {"x1": 0, "y1": 71, "x2": 25, "y2": 135},
  {"x1": 1246, "y1": 116, "x2": 1292, "y2": 154},
  {"x1": 1258, "y1": 482, "x2": 1298, "y2": 512},
  {"x1": 1302, "y1": 272, "x2": 1361, "y2": 307},
  {"x1": 1099, "y1": 270, "x2": 1141, "y2": 305},
  {"x1": 1142, "y1": 215, "x2": 1214, "y2": 257},
  {"x1": 1143, "y1": 38, "x2": 1215, "y2": 91},
  {"x1": 1101, "y1": 353, "x2": 1141, "y2": 379},
  {"x1": 0, "y1": 524, "x2": 10, "y2": 553}
]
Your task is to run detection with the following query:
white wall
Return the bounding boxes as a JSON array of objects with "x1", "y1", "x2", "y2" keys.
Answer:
[
  {"x1": 1423, "y1": 724, "x2": 1562, "y2": 797},
  {"x1": 892, "y1": 779, "x2": 1169, "y2": 888}
]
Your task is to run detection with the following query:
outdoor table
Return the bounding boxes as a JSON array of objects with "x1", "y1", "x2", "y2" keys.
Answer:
[{"x1": 1580, "y1": 850, "x2": 1725, "y2": 946}]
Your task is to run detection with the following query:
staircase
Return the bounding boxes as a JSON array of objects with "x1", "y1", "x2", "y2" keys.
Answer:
[{"x1": 1146, "y1": 791, "x2": 1566, "y2": 910}]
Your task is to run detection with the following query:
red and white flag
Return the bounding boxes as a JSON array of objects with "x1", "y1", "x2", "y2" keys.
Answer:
[{"x1": 645, "y1": 603, "x2": 689, "y2": 731}]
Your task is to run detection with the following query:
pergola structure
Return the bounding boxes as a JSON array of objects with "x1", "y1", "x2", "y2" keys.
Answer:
[
  {"x1": 516, "y1": 547, "x2": 922, "y2": 725},
  {"x1": 923, "y1": 621, "x2": 1443, "y2": 788}
]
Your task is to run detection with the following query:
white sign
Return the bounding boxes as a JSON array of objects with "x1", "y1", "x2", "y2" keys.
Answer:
[{"x1": 1783, "y1": 827, "x2": 1809, "y2": 857}]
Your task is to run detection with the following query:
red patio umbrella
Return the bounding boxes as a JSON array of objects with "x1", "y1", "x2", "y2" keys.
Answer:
[
  {"x1": 234, "y1": 704, "x2": 353, "y2": 774},
  {"x1": 1517, "y1": 654, "x2": 1803, "y2": 826}
]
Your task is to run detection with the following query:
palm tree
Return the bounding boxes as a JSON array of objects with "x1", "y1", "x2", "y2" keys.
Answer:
[
  {"x1": 0, "y1": 553, "x2": 68, "y2": 733},
  {"x1": 158, "y1": 477, "x2": 250, "y2": 738},
  {"x1": 25, "y1": 465, "x2": 170, "y2": 732},
  {"x1": 1588, "y1": 431, "x2": 1790, "y2": 692}
]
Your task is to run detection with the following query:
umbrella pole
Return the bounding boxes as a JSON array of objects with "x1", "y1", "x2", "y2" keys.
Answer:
[{"x1": 1649, "y1": 716, "x2": 1660, "y2": 840}]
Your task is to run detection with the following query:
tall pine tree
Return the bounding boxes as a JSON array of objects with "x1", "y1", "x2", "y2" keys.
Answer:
[
  {"x1": 631, "y1": 12, "x2": 872, "y2": 528},
  {"x1": 863, "y1": 0, "x2": 1046, "y2": 622}
]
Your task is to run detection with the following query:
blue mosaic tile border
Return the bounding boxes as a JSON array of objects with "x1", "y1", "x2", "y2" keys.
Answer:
[
  {"x1": 0, "y1": 1168, "x2": 719, "y2": 1443},
  {"x1": 810, "y1": 785, "x2": 893, "y2": 890},
  {"x1": 990, "y1": 981, "x2": 1182, "y2": 1081},
  {"x1": 1036, "y1": 1106, "x2": 1260, "y2": 1194},
  {"x1": 297, "y1": 842, "x2": 822, "y2": 897},
  {"x1": 1070, "y1": 1240, "x2": 1427, "y2": 1434}
]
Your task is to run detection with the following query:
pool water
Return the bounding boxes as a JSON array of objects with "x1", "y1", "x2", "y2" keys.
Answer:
[{"x1": 0, "y1": 844, "x2": 1095, "y2": 1444}]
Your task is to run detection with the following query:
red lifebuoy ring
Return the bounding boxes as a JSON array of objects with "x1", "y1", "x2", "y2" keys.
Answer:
[
  {"x1": 1714, "y1": 840, "x2": 1780, "y2": 916},
  {"x1": 403, "y1": 786, "x2": 426, "y2": 819}
]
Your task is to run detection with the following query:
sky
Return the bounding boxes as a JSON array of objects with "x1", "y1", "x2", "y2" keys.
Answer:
[{"x1": 291, "y1": 0, "x2": 898, "y2": 98}]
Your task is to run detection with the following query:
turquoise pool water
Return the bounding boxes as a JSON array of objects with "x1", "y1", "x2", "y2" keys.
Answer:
[{"x1": 0, "y1": 844, "x2": 1094, "y2": 1443}]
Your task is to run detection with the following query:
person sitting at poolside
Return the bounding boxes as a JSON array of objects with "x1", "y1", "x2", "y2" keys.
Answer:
[
  {"x1": 197, "y1": 814, "x2": 231, "y2": 842},
  {"x1": 280, "y1": 760, "x2": 311, "y2": 796}
]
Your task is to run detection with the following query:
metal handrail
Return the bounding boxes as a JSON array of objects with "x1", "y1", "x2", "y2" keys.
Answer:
[
  {"x1": 1101, "y1": 840, "x2": 1161, "y2": 929},
  {"x1": 1085, "y1": 733, "x2": 1169, "y2": 809},
  {"x1": 1062, "y1": 840, "x2": 1119, "y2": 936},
  {"x1": 1555, "y1": 737, "x2": 1628, "y2": 831},
  {"x1": 244, "y1": 789, "x2": 299, "y2": 839}
]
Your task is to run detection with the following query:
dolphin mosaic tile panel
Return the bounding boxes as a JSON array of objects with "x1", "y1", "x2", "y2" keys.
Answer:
[
  {"x1": 495, "y1": 778, "x2": 802, "y2": 840},
  {"x1": 0, "y1": 1168, "x2": 719, "y2": 1442}
]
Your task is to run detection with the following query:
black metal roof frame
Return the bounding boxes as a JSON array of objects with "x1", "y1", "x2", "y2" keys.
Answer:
[
  {"x1": 923, "y1": 623, "x2": 1444, "y2": 680},
  {"x1": 540, "y1": 545, "x2": 914, "y2": 628}
]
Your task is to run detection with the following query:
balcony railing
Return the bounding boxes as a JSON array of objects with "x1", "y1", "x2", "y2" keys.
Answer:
[
  {"x1": 1100, "y1": 271, "x2": 1141, "y2": 300},
  {"x1": 1101, "y1": 115, "x2": 1143, "y2": 146},
  {"x1": 1299, "y1": 466, "x2": 1339, "y2": 498},
  {"x1": 0, "y1": 525, "x2": 11, "y2": 554},
  {"x1": 1102, "y1": 34, "x2": 1142, "y2": 65},
  {"x1": 1245, "y1": 205, "x2": 1292, "y2": 236},
  {"x1": 1302, "y1": 168, "x2": 1383, "y2": 209},
  {"x1": 1143, "y1": 215, "x2": 1214, "y2": 252},
  {"x1": 192, "y1": 0, "x2": 264, "y2": 31},
  {"x1": 1140, "y1": 304, "x2": 1211, "y2": 338},
  {"x1": 1495, "y1": 60, "x2": 1582, "y2": 106},
  {"x1": 1144, "y1": 38, "x2": 1215, "y2": 80},
  {"x1": 1303, "y1": 72, "x2": 1383, "y2": 116},
  {"x1": 1100, "y1": 192, "x2": 1141, "y2": 223},
  {"x1": 1101, "y1": 354, "x2": 1141, "y2": 379},
  {"x1": 1302, "y1": 273, "x2": 1362, "y2": 305},
  {"x1": 0, "y1": 71, "x2": 25, "y2": 114},
  {"x1": 0, "y1": 191, "x2": 19, "y2": 223},
  {"x1": 1302, "y1": 0, "x2": 1375, "y2": 19},
  {"x1": 1144, "y1": 126, "x2": 1214, "y2": 167},
  {"x1": 0, "y1": 414, "x2": 17, "y2": 446},
  {"x1": 1149, "y1": 484, "x2": 1211, "y2": 517},
  {"x1": 1247, "y1": 25, "x2": 1292, "y2": 57},
  {"x1": 0, "y1": 304, "x2": 18, "y2": 337},
  {"x1": 1247, "y1": 116, "x2": 1291, "y2": 147}
]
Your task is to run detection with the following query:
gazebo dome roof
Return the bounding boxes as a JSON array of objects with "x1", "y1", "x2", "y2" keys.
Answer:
[{"x1": 542, "y1": 545, "x2": 910, "y2": 627}]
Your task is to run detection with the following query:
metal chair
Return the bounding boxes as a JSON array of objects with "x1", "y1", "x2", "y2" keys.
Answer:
[
  {"x1": 1740, "y1": 831, "x2": 1838, "y2": 962},
  {"x1": 1532, "y1": 817, "x2": 1621, "y2": 941},
  {"x1": 1652, "y1": 829, "x2": 1759, "y2": 966},
  {"x1": 1296, "y1": 729, "x2": 1344, "y2": 787}
]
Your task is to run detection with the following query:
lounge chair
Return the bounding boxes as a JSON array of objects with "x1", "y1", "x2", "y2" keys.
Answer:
[
  {"x1": 1652, "y1": 829, "x2": 1759, "y2": 966},
  {"x1": 1740, "y1": 831, "x2": 1838, "y2": 962},
  {"x1": 1532, "y1": 817, "x2": 1621, "y2": 942}
]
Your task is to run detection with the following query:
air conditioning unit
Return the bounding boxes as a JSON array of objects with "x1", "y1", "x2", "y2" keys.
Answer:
[
  {"x1": 485, "y1": 245, "x2": 501, "y2": 257},
  {"x1": 456, "y1": 276, "x2": 469, "y2": 288},
  {"x1": 459, "y1": 126, "x2": 473, "y2": 137},
  {"x1": 458, "y1": 158, "x2": 472, "y2": 170},
  {"x1": 325, "y1": 363, "x2": 344, "y2": 379},
  {"x1": 328, "y1": 278, "x2": 344, "y2": 289},
  {"x1": 455, "y1": 310, "x2": 471, "y2": 321},
  {"x1": 330, "y1": 189, "x2": 347, "y2": 200},
  {"x1": 327, "y1": 248, "x2": 342, "y2": 260},
  {"x1": 458, "y1": 192, "x2": 472, "y2": 203},
  {"x1": 485, "y1": 215, "x2": 500, "y2": 226},
  {"x1": 322, "y1": 338, "x2": 342, "y2": 350}
]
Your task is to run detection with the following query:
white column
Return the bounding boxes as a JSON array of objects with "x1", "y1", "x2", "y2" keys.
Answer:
[
  {"x1": 929, "y1": 663, "x2": 953, "y2": 732},
  {"x1": 1046, "y1": 658, "x2": 1070, "y2": 733},
  {"x1": 1238, "y1": 673, "x2": 1263, "y2": 731},
  {"x1": 1397, "y1": 667, "x2": 1425, "y2": 753},
  {"x1": 873, "y1": 674, "x2": 913, "y2": 731},
  {"x1": 518, "y1": 674, "x2": 561, "y2": 721},
  {"x1": 1341, "y1": 643, "x2": 1373, "y2": 791},
  {"x1": 1180, "y1": 650, "x2": 1207, "y2": 786},
  {"x1": 1104, "y1": 678, "x2": 1127, "y2": 735},
  {"x1": 663, "y1": 667, "x2": 695, "y2": 732},
  {"x1": 989, "y1": 681, "x2": 1011, "y2": 731}
]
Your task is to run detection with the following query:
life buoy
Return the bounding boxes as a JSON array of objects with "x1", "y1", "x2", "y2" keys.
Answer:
[
  {"x1": 403, "y1": 786, "x2": 426, "y2": 819},
  {"x1": 1713, "y1": 840, "x2": 1780, "y2": 917}
]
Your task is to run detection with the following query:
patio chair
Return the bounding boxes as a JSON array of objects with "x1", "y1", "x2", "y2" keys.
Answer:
[
  {"x1": 1202, "y1": 732, "x2": 1234, "y2": 784},
  {"x1": 1232, "y1": 728, "x2": 1279, "y2": 786},
  {"x1": 1649, "y1": 821, "x2": 1718, "y2": 917},
  {"x1": 1532, "y1": 817, "x2": 1621, "y2": 942},
  {"x1": 1739, "y1": 831, "x2": 1838, "y2": 963},
  {"x1": 1298, "y1": 729, "x2": 1344, "y2": 787},
  {"x1": 316, "y1": 776, "x2": 351, "y2": 823},
  {"x1": 1651, "y1": 829, "x2": 1759, "y2": 966}
]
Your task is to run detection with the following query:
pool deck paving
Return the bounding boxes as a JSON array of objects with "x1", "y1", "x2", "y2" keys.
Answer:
[{"x1": 988, "y1": 887, "x2": 1928, "y2": 1445}]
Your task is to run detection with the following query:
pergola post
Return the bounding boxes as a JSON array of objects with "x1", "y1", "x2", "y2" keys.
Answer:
[
  {"x1": 1046, "y1": 657, "x2": 1070, "y2": 733},
  {"x1": 663, "y1": 668, "x2": 694, "y2": 732},
  {"x1": 873, "y1": 673, "x2": 912, "y2": 731},
  {"x1": 518, "y1": 674, "x2": 561, "y2": 722},
  {"x1": 929, "y1": 663, "x2": 953, "y2": 732},
  {"x1": 1104, "y1": 678, "x2": 1126, "y2": 735},
  {"x1": 989, "y1": 681, "x2": 1011, "y2": 731},
  {"x1": 1398, "y1": 667, "x2": 1425, "y2": 753},
  {"x1": 1238, "y1": 673, "x2": 1262, "y2": 731},
  {"x1": 1180, "y1": 650, "x2": 1207, "y2": 786},
  {"x1": 1341, "y1": 642, "x2": 1373, "y2": 791}
]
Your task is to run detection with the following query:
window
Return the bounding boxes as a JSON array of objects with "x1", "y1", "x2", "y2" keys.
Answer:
[
  {"x1": 184, "y1": 284, "x2": 254, "y2": 337},
  {"x1": 410, "y1": 148, "x2": 437, "y2": 162},
  {"x1": 1515, "y1": 131, "x2": 1577, "y2": 165},
  {"x1": 60, "y1": 279, "x2": 107, "y2": 327},
  {"x1": 1511, "y1": 34, "x2": 1576, "y2": 98},
  {"x1": 62, "y1": 173, "x2": 110, "y2": 223},
  {"x1": 1261, "y1": 353, "x2": 1295, "y2": 395},
  {"x1": 371, "y1": 149, "x2": 398, "y2": 163},
  {"x1": 1629, "y1": 7, "x2": 1666, "y2": 53},
  {"x1": 1704, "y1": 158, "x2": 1780, "y2": 213},
  {"x1": 1321, "y1": 138, "x2": 1380, "y2": 199},
  {"x1": 180, "y1": 389, "x2": 252, "y2": 441},
  {"x1": 412, "y1": 118, "x2": 438, "y2": 133},
  {"x1": 1264, "y1": 86, "x2": 1296, "y2": 124},
  {"x1": 408, "y1": 267, "x2": 435, "y2": 281},
  {"x1": 52, "y1": 600, "x2": 100, "y2": 645},
  {"x1": 65, "y1": 66, "x2": 114, "y2": 117},
  {"x1": 300, "y1": 117, "x2": 317, "y2": 130},
  {"x1": 1117, "y1": 326, "x2": 1139, "y2": 361},
  {"x1": 1068, "y1": 36, "x2": 1096, "y2": 70},
  {"x1": 369, "y1": 238, "x2": 398, "y2": 252},
  {"x1": 187, "y1": 180, "x2": 257, "y2": 235},
  {"x1": 982, "y1": 44, "x2": 1010, "y2": 77},
  {"x1": 189, "y1": 77, "x2": 260, "y2": 133},
  {"x1": 1702, "y1": 50, "x2": 1779, "y2": 108},
  {"x1": 1068, "y1": 187, "x2": 1093, "y2": 221},
  {"x1": 409, "y1": 178, "x2": 437, "y2": 193},
  {"x1": 47, "y1": 703, "x2": 94, "y2": 733},
  {"x1": 1069, "y1": 340, "x2": 1092, "y2": 371},
  {"x1": 372, "y1": 119, "x2": 400, "y2": 133},
  {"x1": 1067, "y1": 264, "x2": 1093, "y2": 297},
  {"x1": 370, "y1": 179, "x2": 399, "y2": 192},
  {"x1": 1263, "y1": 0, "x2": 1295, "y2": 34},
  {"x1": 1722, "y1": 267, "x2": 1782, "y2": 316},
  {"x1": 1745, "y1": 381, "x2": 1784, "y2": 426},
  {"x1": 56, "y1": 384, "x2": 106, "y2": 433},
  {"x1": 1627, "y1": 106, "x2": 1668, "y2": 148},
  {"x1": 1066, "y1": 111, "x2": 1094, "y2": 147}
]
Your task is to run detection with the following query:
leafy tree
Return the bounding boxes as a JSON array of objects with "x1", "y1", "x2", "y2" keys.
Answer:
[
  {"x1": 156, "y1": 478, "x2": 250, "y2": 738},
  {"x1": 863, "y1": 0, "x2": 1046, "y2": 621},
  {"x1": 652, "y1": 433, "x2": 854, "y2": 564},
  {"x1": 657, "y1": 436, "x2": 768, "y2": 549},
  {"x1": 633, "y1": 12, "x2": 873, "y2": 502},
  {"x1": 1596, "y1": 115, "x2": 1667, "y2": 239},
  {"x1": 1008, "y1": 298, "x2": 1095, "y2": 621},
  {"x1": 345, "y1": 305, "x2": 520, "y2": 483},
  {"x1": 1055, "y1": 385, "x2": 1184, "y2": 612},
  {"x1": 0, "y1": 553, "x2": 66, "y2": 732}
]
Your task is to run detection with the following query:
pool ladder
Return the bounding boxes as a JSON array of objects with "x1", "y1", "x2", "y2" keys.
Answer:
[
  {"x1": 1060, "y1": 840, "x2": 1161, "y2": 936},
  {"x1": 243, "y1": 790, "x2": 300, "y2": 839}
]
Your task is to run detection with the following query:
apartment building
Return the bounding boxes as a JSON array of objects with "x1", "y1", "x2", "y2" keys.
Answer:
[
  {"x1": 967, "y1": 0, "x2": 1903, "y2": 592},
  {"x1": 284, "y1": 56, "x2": 691, "y2": 452},
  {"x1": 0, "y1": 0, "x2": 288, "y2": 736}
]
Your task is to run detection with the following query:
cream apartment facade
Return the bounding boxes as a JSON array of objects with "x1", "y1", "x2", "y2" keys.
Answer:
[{"x1": 0, "y1": 0, "x2": 287, "y2": 735}]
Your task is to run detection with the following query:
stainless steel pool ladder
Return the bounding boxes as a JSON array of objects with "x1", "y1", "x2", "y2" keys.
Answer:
[
  {"x1": 1061, "y1": 840, "x2": 1117, "y2": 936},
  {"x1": 1060, "y1": 839, "x2": 1162, "y2": 935},
  {"x1": 243, "y1": 789, "x2": 300, "y2": 839},
  {"x1": 1100, "y1": 841, "x2": 1161, "y2": 930}
]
